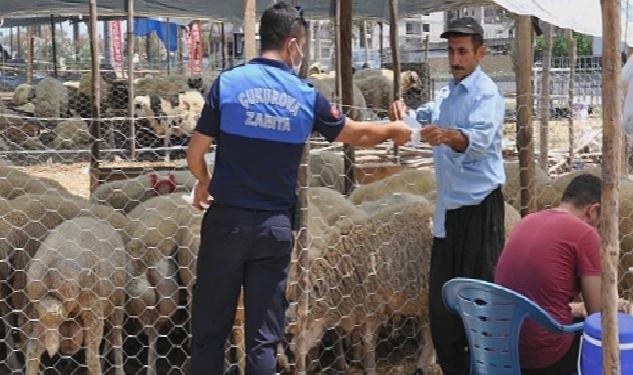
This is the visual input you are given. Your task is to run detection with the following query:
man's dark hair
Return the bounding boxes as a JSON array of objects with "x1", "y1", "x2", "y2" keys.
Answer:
[
  {"x1": 259, "y1": 2, "x2": 307, "y2": 51},
  {"x1": 444, "y1": 32, "x2": 484, "y2": 50},
  {"x1": 561, "y1": 174, "x2": 602, "y2": 208}
]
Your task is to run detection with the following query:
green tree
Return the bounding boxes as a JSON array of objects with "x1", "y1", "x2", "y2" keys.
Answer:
[{"x1": 535, "y1": 31, "x2": 593, "y2": 58}]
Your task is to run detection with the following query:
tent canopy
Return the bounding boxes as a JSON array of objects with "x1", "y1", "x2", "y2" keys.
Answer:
[{"x1": 1, "y1": 0, "x2": 631, "y2": 45}]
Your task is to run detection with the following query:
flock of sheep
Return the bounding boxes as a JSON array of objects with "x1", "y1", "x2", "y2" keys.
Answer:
[
  {"x1": 2, "y1": 149, "x2": 633, "y2": 374},
  {"x1": 0, "y1": 147, "x2": 525, "y2": 375},
  {"x1": 0, "y1": 67, "x2": 423, "y2": 163}
]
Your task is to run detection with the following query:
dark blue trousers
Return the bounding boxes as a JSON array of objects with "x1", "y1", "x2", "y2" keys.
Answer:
[{"x1": 190, "y1": 204, "x2": 293, "y2": 375}]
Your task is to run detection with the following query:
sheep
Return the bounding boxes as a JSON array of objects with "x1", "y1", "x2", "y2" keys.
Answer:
[
  {"x1": 348, "y1": 168, "x2": 436, "y2": 205},
  {"x1": 534, "y1": 167, "x2": 601, "y2": 210},
  {"x1": 308, "y1": 74, "x2": 372, "y2": 121},
  {"x1": 132, "y1": 94, "x2": 194, "y2": 159},
  {"x1": 309, "y1": 150, "x2": 346, "y2": 194},
  {"x1": 358, "y1": 192, "x2": 429, "y2": 215},
  {"x1": 502, "y1": 161, "x2": 552, "y2": 211},
  {"x1": 288, "y1": 198, "x2": 436, "y2": 374},
  {"x1": 24, "y1": 217, "x2": 129, "y2": 375},
  {"x1": 504, "y1": 202, "x2": 521, "y2": 238},
  {"x1": 126, "y1": 193, "x2": 198, "y2": 373},
  {"x1": 33, "y1": 77, "x2": 68, "y2": 118},
  {"x1": 308, "y1": 187, "x2": 367, "y2": 230},
  {"x1": 52, "y1": 120, "x2": 93, "y2": 150},
  {"x1": 79, "y1": 73, "x2": 112, "y2": 106},
  {"x1": 1, "y1": 117, "x2": 43, "y2": 148},
  {"x1": 0, "y1": 165, "x2": 71, "y2": 199},
  {"x1": 91, "y1": 169, "x2": 200, "y2": 213},
  {"x1": 13, "y1": 84, "x2": 34, "y2": 106},
  {"x1": 353, "y1": 69, "x2": 424, "y2": 113},
  {"x1": 135, "y1": 74, "x2": 189, "y2": 98},
  {"x1": 0, "y1": 193, "x2": 132, "y2": 357}
]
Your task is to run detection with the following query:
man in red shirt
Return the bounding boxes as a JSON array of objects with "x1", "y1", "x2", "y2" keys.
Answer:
[{"x1": 495, "y1": 174, "x2": 602, "y2": 374}]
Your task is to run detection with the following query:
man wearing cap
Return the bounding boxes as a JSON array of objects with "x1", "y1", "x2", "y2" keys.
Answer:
[
  {"x1": 187, "y1": 2, "x2": 412, "y2": 374},
  {"x1": 390, "y1": 17, "x2": 505, "y2": 375}
]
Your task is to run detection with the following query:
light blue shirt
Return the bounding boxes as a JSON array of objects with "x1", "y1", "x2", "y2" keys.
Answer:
[{"x1": 417, "y1": 66, "x2": 505, "y2": 238}]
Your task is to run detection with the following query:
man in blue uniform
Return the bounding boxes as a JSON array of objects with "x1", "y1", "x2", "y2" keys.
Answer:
[
  {"x1": 186, "y1": 3, "x2": 412, "y2": 374},
  {"x1": 391, "y1": 17, "x2": 506, "y2": 375}
]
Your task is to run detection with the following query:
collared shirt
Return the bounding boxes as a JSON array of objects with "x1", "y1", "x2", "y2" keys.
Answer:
[
  {"x1": 417, "y1": 65, "x2": 505, "y2": 238},
  {"x1": 195, "y1": 57, "x2": 345, "y2": 211}
]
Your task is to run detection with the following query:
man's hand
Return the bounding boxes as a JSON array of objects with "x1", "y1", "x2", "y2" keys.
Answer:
[
  {"x1": 388, "y1": 99, "x2": 407, "y2": 121},
  {"x1": 421, "y1": 125, "x2": 446, "y2": 146},
  {"x1": 421, "y1": 126, "x2": 469, "y2": 152},
  {"x1": 193, "y1": 179, "x2": 212, "y2": 210},
  {"x1": 570, "y1": 302, "x2": 587, "y2": 318},
  {"x1": 389, "y1": 121, "x2": 413, "y2": 146}
]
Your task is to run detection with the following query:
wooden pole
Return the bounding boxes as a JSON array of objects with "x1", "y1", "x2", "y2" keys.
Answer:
[
  {"x1": 244, "y1": 0, "x2": 257, "y2": 61},
  {"x1": 127, "y1": 0, "x2": 136, "y2": 160},
  {"x1": 299, "y1": 19, "x2": 311, "y2": 78},
  {"x1": 389, "y1": 0, "x2": 401, "y2": 161},
  {"x1": 26, "y1": 26, "x2": 33, "y2": 84},
  {"x1": 73, "y1": 20, "x2": 80, "y2": 63},
  {"x1": 103, "y1": 20, "x2": 112, "y2": 66},
  {"x1": 50, "y1": 15, "x2": 58, "y2": 78},
  {"x1": 567, "y1": 29, "x2": 577, "y2": 170},
  {"x1": 89, "y1": 0, "x2": 101, "y2": 193},
  {"x1": 424, "y1": 34, "x2": 430, "y2": 103},
  {"x1": 601, "y1": 0, "x2": 622, "y2": 373},
  {"x1": 221, "y1": 22, "x2": 227, "y2": 70},
  {"x1": 539, "y1": 22, "x2": 552, "y2": 171},
  {"x1": 177, "y1": 26, "x2": 184, "y2": 74},
  {"x1": 315, "y1": 21, "x2": 322, "y2": 68},
  {"x1": 166, "y1": 17, "x2": 171, "y2": 74},
  {"x1": 379, "y1": 21, "x2": 384, "y2": 67},
  {"x1": 17, "y1": 26, "x2": 21, "y2": 59},
  {"x1": 145, "y1": 35, "x2": 151, "y2": 64},
  {"x1": 362, "y1": 20, "x2": 369, "y2": 67},
  {"x1": 340, "y1": 0, "x2": 355, "y2": 195},
  {"x1": 516, "y1": 14, "x2": 536, "y2": 216}
]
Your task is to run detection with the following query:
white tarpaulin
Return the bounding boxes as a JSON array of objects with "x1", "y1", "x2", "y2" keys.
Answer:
[
  {"x1": 491, "y1": 0, "x2": 633, "y2": 46},
  {"x1": 1, "y1": 0, "x2": 632, "y2": 45}
]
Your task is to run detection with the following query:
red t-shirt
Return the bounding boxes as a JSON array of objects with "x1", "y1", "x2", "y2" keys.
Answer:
[{"x1": 494, "y1": 209, "x2": 601, "y2": 369}]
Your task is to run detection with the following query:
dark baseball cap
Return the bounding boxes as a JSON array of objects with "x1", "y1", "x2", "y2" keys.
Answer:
[{"x1": 440, "y1": 17, "x2": 484, "y2": 39}]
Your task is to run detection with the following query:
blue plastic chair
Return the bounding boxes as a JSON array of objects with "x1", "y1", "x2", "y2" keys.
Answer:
[{"x1": 442, "y1": 278, "x2": 584, "y2": 375}]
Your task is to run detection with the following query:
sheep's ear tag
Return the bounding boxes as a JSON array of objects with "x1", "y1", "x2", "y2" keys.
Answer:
[{"x1": 330, "y1": 105, "x2": 341, "y2": 120}]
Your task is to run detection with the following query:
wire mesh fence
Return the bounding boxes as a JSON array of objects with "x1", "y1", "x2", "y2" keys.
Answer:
[{"x1": 0, "y1": 11, "x2": 624, "y2": 375}]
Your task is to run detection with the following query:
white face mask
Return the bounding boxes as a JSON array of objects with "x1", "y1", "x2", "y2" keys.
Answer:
[{"x1": 290, "y1": 40, "x2": 304, "y2": 74}]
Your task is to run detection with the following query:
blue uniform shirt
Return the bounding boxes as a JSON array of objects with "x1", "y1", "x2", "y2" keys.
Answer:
[
  {"x1": 417, "y1": 66, "x2": 505, "y2": 238},
  {"x1": 195, "y1": 58, "x2": 345, "y2": 211}
]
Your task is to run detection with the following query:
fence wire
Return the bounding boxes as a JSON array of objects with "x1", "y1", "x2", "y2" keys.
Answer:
[{"x1": 0, "y1": 14, "x2": 624, "y2": 375}]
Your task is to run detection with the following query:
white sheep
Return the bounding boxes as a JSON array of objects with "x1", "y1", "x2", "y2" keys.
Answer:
[
  {"x1": 24, "y1": 217, "x2": 129, "y2": 375},
  {"x1": 308, "y1": 74, "x2": 372, "y2": 121},
  {"x1": 348, "y1": 168, "x2": 436, "y2": 205},
  {"x1": 13, "y1": 84, "x2": 34, "y2": 106},
  {"x1": 288, "y1": 197, "x2": 436, "y2": 374},
  {"x1": 33, "y1": 77, "x2": 68, "y2": 118},
  {"x1": 308, "y1": 150, "x2": 346, "y2": 194},
  {"x1": 52, "y1": 120, "x2": 93, "y2": 150},
  {"x1": 91, "y1": 170, "x2": 199, "y2": 212},
  {"x1": 126, "y1": 193, "x2": 198, "y2": 373},
  {"x1": 502, "y1": 161, "x2": 551, "y2": 211},
  {"x1": 0, "y1": 193, "x2": 131, "y2": 362},
  {"x1": 0, "y1": 165, "x2": 72, "y2": 199}
]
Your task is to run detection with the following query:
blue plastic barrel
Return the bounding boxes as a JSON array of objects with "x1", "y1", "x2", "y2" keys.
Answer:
[{"x1": 580, "y1": 312, "x2": 633, "y2": 374}]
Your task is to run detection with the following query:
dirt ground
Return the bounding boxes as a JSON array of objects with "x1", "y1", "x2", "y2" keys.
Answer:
[
  {"x1": 19, "y1": 162, "x2": 91, "y2": 199},
  {"x1": 503, "y1": 118, "x2": 602, "y2": 153}
]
